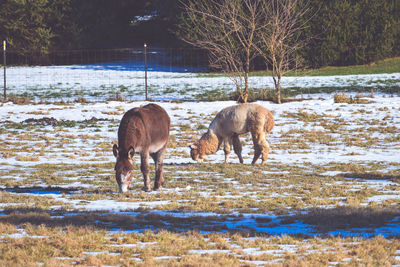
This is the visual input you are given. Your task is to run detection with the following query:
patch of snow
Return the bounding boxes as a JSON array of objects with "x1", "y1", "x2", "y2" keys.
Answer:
[
  {"x1": 2, "y1": 65, "x2": 399, "y2": 101},
  {"x1": 188, "y1": 249, "x2": 231, "y2": 255},
  {"x1": 154, "y1": 256, "x2": 181, "y2": 261}
]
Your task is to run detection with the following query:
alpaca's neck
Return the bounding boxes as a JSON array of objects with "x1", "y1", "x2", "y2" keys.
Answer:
[{"x1": 199, "y1": 130, "x2": 220, "y2": 155}]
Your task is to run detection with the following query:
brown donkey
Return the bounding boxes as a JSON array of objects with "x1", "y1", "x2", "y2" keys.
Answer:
[
  {"x1": 113, "y1": 104, "x2": 170, "y2": 193},
  {"x1": 190, "y1": 103, "x2": 274, "y2": 164}
]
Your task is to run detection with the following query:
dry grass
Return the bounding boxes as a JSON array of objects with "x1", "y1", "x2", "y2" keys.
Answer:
[
  {"x1": 2, "y1": 94, "x2": 31, "y2": 105},
  {"x1": 0, "y1": 99, "x2": 399, "y2": 265},
  {"x1": 334, "y1": 93, "x2": 374, "y2": 104},
  {"x1": 0, "y1": 220, "x2": 399, "y2": 266}
]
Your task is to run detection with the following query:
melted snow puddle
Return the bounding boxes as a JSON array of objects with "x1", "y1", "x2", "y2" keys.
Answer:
[
  {"x1": 3, "y1": 186, "x2": 80, "y2": 195},
  {"x1": 101, "y1": 210, "x2": 400, "y2": 238}
]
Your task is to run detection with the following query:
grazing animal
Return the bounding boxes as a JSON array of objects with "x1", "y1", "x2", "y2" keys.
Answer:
[
  {"x1": 113, "y1": 104, "x2": 170, "y2": 193},
  {"x1": 190, "y1": 103, "x2": 274, "y2": 164}
]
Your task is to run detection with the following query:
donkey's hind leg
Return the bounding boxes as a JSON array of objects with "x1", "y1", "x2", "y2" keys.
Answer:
[
  {"x1": 232, "y1": 134, "x2": 243, "y2": 164},
  {"x1": 151, "y1": 145, "x2": 166, "y2": 190}
]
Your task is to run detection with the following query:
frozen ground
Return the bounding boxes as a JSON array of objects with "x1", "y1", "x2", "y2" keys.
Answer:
[
  {"x1": 0, "y1": 68, "x2": 400, "y2": 265},
  {"x1": 2, "y1": 65, "x2": 399, "y2": 101},
  {"x1": 1, "y1": 94, "x2": 399, "y2": 229}
]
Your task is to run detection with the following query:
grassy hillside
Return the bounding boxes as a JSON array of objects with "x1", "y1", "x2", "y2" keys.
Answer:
[
  {"x1": 256, "y1": 57, "x2": 400, "y2": 76},
  {"x1": 200, "y1": 57, "x2": 400, "y2": 77},
  {"x1": 289, "y1": 57, "x2": 400, "y2": 76}
]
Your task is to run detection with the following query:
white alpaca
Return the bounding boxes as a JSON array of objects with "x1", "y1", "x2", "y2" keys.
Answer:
[{"x1": 190, "y1": 103, "x2": 274, "y2": 164}]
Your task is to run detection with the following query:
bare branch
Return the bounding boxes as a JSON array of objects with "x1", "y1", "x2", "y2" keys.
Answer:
[
  {"x1": 177, "y1": 0, "x2": 315, "y2": 104},
  {"x1": 254, "y1": 0, "x2": 314, "y2": 103},
  {"x1": 177, "y1": 0, "x2": 262, "y2": 103}
]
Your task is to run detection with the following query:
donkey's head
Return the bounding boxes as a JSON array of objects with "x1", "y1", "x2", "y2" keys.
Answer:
[{"x1": 113, "y1": 144, "x2": 135, "y2": 193}]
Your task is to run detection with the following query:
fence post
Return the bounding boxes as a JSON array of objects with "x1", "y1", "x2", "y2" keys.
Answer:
[
  {"x1": 144, "y1": 43, "x2": 148, "y2": 101},
  {"x1": 3, "y1": 40, "x2": 6, "y2": 100}
]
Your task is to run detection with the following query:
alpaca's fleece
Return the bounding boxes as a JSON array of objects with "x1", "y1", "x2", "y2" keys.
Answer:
[
  {"x1": 190, "y1": 130, "x2": 219, "y2": 161},
  {"x1": 199, "y1": 131, "x2": 219, "y2": 156},
  {"x1": 190, "y1": 103, "x2": 274, "y2": 164}
]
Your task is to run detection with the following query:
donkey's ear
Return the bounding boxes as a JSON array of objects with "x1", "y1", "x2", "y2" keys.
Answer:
[
  {"x1": 113, "y1": 144, "x2": 119, "y2": 158},
  {"x1": 189, "y1": 144, "x2": 197, "y2": 149},
  {"x1": 128, "y1": 146, "x2": 135, "y2": 159}
]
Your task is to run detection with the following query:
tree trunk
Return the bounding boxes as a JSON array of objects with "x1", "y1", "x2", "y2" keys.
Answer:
[
  {"x1": 242, "y1": 46, "x2": 251, "y2": 104},
  {"x1": 243, "y1": 71, "x2": 249, "y2": 103},
  {"x1": 276, "y1": 76, "x2": 281, "y2": 104}
]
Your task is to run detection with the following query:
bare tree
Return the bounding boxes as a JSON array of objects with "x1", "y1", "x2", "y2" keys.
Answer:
[
  {"x1": 178, "y1": 0, "x2": 313, "y2": 104},
  {"x1": 255, "y1": 0, "x2": 312, "y2": 104},
  {"x1": 177, "y1": 0, "x2": 263, "y2": 103}
]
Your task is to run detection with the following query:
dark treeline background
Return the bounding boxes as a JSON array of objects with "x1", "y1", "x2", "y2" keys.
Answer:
[
  {"x1": 303, "y1": 0, "x2": 400, "y2": 67},
  {"x1": 0, "y1": 0, "x2": 399, "y2": 68}
]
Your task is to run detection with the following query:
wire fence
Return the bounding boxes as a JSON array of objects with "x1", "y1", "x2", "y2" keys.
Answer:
[
  {"x1": 2, "y1": 44, "x2": 398, "y2": 102},
  {"x1": 0, "y1": 45, "x2": 212, "y2": 101},
  {"x1": 3, "y1": 47, "x2": 210, "y2": 70}
]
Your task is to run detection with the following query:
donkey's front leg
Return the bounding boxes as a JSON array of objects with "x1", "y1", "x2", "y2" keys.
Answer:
[
  {"x1": 152, "y1": 146, "x2": 166, "y2": 190},
  {"x1": 140, "y1": 152, "x2": 151, "y2": 192}
]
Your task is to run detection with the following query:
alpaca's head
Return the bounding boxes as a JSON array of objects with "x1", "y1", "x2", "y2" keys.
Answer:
[
  {"x1": 189, "y1": 131, "x2": 219, "y2": 163},
  {"x1": 189, "y1": 144, "x2": 204, "y2": 163}
]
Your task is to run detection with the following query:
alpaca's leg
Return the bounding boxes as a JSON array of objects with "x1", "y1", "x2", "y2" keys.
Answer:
[
  {"x1": 140, "y1": 152, "x2": 151, "y2": 191},
  {"x1": 223, "y1": 138, "x2": 231, "y2": 164},
  {"x1": 151, "y1": 146, "x2": 166, "y2": 190},
  {"x1": 260, "y1": 138, "x2": 270, "y2": 165},
  {"x1": 232, "y1": 134, "x2": 243, "y2": 164},
  {"x1": 251, "y1": 131, "x2": 262, "y2": 164},
  {"x1": 256, "y1": 131, "x2": 270, "y2": 165}
]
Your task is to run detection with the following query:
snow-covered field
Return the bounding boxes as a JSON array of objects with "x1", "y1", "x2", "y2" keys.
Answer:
[
  {"x1": 0, "y1": 67, "x2": 400, "y2": 265},
  {"x1": 2, "y1": 65, "x2": 400, "y2": 101}
]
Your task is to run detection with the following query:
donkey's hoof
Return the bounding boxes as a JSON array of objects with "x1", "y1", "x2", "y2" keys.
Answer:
[{"x1": 142, "y1": 186, "x2": 151, "y2": 192}]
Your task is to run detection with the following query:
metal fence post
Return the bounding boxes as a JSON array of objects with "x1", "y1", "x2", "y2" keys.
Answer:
[
  {"x1": 144, "y1": 43, "x2": 148, "y2": 101},
  {"x1": 3, "y1": 40, "x2": 6, "y2": 100}
]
